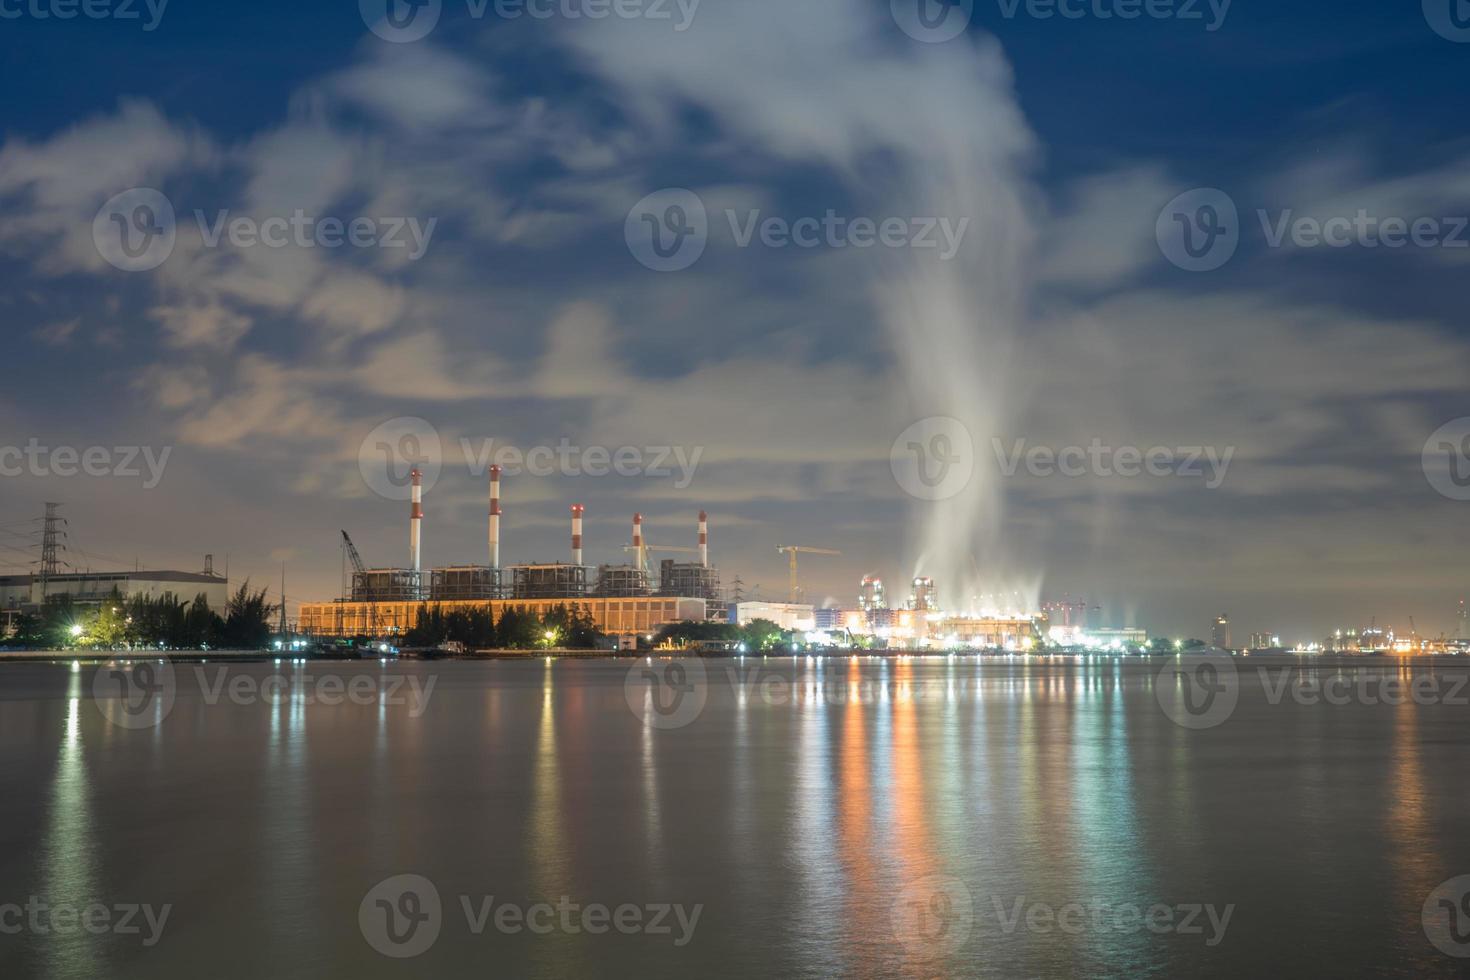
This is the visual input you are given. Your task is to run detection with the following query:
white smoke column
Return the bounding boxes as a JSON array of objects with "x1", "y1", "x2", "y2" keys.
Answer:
[{"x1": 564, "y1": 1, "x2": 1039, "y2": 606}]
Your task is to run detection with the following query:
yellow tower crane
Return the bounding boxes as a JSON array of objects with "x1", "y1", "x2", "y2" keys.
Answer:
[{"x1": 776, "y1": 545, "x2": 841, "y2": 603}]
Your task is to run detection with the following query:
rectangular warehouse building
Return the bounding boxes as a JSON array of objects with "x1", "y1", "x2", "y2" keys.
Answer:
[
  {"x1": 298, "y1": 596, "x2": 708, "y2": 641},
  {"x1": 1, "y1": 570, "x2": 229, "y2": 612}
]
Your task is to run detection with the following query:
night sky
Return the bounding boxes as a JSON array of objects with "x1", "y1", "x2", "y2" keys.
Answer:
[{"x1": 1, "y1": 0, "x2": 1467, "y2": 641}]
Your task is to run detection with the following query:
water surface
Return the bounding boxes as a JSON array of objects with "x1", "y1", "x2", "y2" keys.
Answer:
[{"x1": 1, "y1": 655, "x2": 1467, "y2": 978}]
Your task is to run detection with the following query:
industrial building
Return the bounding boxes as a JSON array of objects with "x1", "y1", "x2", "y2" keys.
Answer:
[
  {"x1": 1, "y1": 567, "x2": 227, "y2": 641},
  {"x1": 301, "y1": 468, "x2": 725, "y2": 643},
  {"x1": 731, "y1": 601, "x2": 816, "y2": 632},
  {"x1": 1, "y1": 568, "x2": 230, "y2": 616},
  {"x1": 299, "y1": 595, "x2": 707, "y2": 639}
]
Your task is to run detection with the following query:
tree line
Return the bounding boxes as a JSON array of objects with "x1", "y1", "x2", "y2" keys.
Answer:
[
  {"x1": 401, "y1": 603, "x2": 604, "y2": 650},
  {"x1": 1, "y1": 583, "x2": 278, "y2": 651}
]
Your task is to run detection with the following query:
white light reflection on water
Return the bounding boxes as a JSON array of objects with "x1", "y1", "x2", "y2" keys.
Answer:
[
  {"x1": 41, "y1": 673, "x2": 100, "y2": 979},
  {"x1": 260, "y1": 661, "x2": 318, "y2": 965},
  {"x1": 792, "y1": 656, "x2": 843, "y2": 973}
]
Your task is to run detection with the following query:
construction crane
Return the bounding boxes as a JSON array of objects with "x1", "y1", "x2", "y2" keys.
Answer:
[
  {"x1": 776, "y1": 545, "x2": 841, "y2": 603},
  {"x1": 341, "y1": 530, "x2": 367, "y2": 581},
  {"x1": 340, "y1": 531, "x2": 377, "y2": 640}
]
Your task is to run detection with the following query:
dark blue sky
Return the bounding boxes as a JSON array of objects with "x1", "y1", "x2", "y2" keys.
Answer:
[{"x1": 1, "y1": 0, "x2": 1467, "y2": 639}]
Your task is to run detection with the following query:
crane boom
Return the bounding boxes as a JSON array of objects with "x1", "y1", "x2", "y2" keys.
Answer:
[{"x1": 341, "y1": 531, "x2": 367, "y2": 577}]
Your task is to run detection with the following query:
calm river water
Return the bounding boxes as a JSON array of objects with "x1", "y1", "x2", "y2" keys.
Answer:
[{"x1": 1, "y1": 655, "x2": 1468, "y2": 978}]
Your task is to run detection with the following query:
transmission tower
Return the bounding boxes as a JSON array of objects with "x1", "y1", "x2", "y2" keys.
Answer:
[{"x1": 38, "y1": 503, "x2": 67, "y2": 599}]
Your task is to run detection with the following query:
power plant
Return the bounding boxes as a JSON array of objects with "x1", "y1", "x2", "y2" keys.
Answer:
[
  {"x1": 299, "y1": 468, "x2": 722, "y2": 641},
  {"x1": 290, "y1": 465, "x2": 1063, "y2": 651}
]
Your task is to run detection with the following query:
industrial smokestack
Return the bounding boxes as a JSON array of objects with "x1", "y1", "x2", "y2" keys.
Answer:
[
  {"x1": 410, "y1": 468, "x2": 423, "y2": 574},
  {"x1": 633, "y1": 512, "x2": 645, "y2": 571},
  {"x1": 571, "y1": 504, "x2": 585, "y2": 566},
  {"x1": 488, "y1": 464, "x2": 502, "y2": 570},
  {"x1": 698, "y1": 510, "x2": 708, "y2": 568}
]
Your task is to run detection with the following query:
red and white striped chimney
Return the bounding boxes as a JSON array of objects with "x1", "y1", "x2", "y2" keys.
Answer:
[
  {"x1": 488, "y1": 464, "x2": 502, "y2": 570},
  {"x1": 633, "y1": 512, "x2": 645, "y2": 571},
  {"x1": 571, "y1": 504, "x2": 585, "y2": 566},
  {"x1": 410, "y1": 468, "x2": 423, "y2": 574},
  {"x1": 698, "y1": 510, "x2": 708, "y2": 568}
]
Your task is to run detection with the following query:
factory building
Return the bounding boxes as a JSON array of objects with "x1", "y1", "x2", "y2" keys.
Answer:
[
  {"x1": 0, "y1": 569, "x2": 230, "y2": 614},
  {"x1": 300, "y1": 596, "x2": 707, "y2": 640},
  {"x1": 731, "y1": 601, "x2": 816, "y2": 632},
  {"x1": 305, "y1": 468, "x2": 723, "y2": 642},
  {"x1": 935, "y1": 615, "x2": 1043, "y2": 650}
]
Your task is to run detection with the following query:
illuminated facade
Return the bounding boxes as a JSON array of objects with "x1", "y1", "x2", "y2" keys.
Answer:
[{"x1": 298, "y1": 596, "x2": 707, "y2": 640}]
